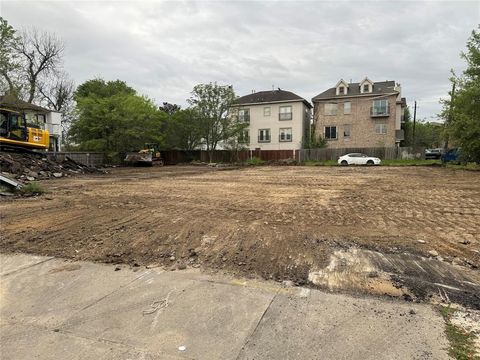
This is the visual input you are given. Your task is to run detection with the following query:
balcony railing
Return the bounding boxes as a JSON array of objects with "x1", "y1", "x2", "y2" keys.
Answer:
[
  {"x1": 258, "y1": 136, "x2": 271, "y2": 143},
  {"x1": 370, "y1": 106, "x2": 390, "y2": 117},
  {"x1": 279, "y1": 113, "x2": 292, "y2": 120}
]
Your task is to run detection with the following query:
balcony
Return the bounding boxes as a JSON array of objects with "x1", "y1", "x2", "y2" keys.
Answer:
[
  {"x1": 279, "y1": 113, "x2": 292, "y2": 121},
  {"x1": 370, "y1": 106, "x2": 390, "y2": 117}
]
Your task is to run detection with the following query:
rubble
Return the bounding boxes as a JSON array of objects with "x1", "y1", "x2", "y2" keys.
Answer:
[{"x1": 0, "y1": 151, "x2": 105, "y2": 184}]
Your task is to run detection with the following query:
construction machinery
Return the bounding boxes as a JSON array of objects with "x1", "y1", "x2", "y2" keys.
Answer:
[
  {"x1": 0, "y1": 108, "x2": 49, "y2": 150},
  {"x1": 124, "y1": 143, "x2": 164, "y2": 166}
]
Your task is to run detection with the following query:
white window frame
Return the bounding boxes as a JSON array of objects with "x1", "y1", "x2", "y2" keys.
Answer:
[
  {"x1": 238, "y1": 108, "x2": 250, "y2": 122},
  {"x1": 324, "y1": 126, "x2": 337, "y2": 140},
  {"x1": 375, "y1": 123, "x2": 387, "y2": 134},
  {"x1": 343, "y1": 101, "x2": 351, "y2": 115},
  {"x1": 264, "y1": 107, "x2": 271, "y2": 116},
  {"x1": 258, "y1": 128, "x2": 271, "y2": 142},
  {"x1": 343, "y1": 124, "x2": 351, "y2": 138},
  {"x1": 324, "y1": 103, "x2": 338, "y2": 116},
  {"x1": 279, "y1": 127, "x2": 292, "y2": 142},
  {"x1": 279, "y1": 106, "x2": 292, "y2": 120}
]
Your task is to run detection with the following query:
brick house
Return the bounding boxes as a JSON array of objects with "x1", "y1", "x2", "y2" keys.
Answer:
[
  {"x1": 231, "y1": 89, "x2": 312, "y2": 151},
  {"x1": 312, "y1": 78, "x2": 406, "y2": 148}
]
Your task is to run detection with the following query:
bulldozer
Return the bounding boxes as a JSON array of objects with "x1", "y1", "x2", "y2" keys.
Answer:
[
  {"x1": 0, "y1": 108, "x2": 49, "y2": 151},
  {"x1": 124, "y1": 143, "x2": 164, "y2": 166}
]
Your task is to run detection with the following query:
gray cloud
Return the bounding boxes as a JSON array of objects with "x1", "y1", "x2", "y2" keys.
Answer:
[{"x1": 2, "y1": 0, "x2": 478, "y2": 119}]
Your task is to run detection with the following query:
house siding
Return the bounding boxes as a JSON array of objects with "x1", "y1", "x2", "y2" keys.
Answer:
[{"x1": 237, "y1": 101, "x2": 309, "y2": 151}]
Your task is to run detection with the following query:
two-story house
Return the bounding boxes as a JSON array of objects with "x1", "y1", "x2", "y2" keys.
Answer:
[
  {"x1": 232, "y1": 89, "x2": 312, "y2": 151},
  {"x1": 312, "y1": 78, "x2": 406, "y2": 148},
  {"x1": 0, "y1": 95, "x2": 62, "y2": 151}
]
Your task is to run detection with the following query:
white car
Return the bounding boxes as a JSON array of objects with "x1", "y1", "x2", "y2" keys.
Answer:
[{"x1": 337, "y1": 153, "x2": 381, "y2": 166}]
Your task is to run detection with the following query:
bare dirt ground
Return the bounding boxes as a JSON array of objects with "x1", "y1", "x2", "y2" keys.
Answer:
[{"x1": 1, "y1": 165, "x2": 479, "y2": 307}]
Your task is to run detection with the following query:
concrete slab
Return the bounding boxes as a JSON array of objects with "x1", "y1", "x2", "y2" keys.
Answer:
[
  {"x1": 0, "y1": 257, "x2": 143, "y2": 327},
  {"x1": 62, "y1": 270, "x2": 276, "y2": 359},
  {"x1": 0, "y1": 322, "x2": 170, "y2": 360},
  {"x1": 0, "y1": 253, "x2": 53, "y2": 276},
  {"x1": 0, "y1": 253, "x2": 451, "y2": 359},
  {"x1": 237, "y1": 289, "x2": 449, "y2": 360}
]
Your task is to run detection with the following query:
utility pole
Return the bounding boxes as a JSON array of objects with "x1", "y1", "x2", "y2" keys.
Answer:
[
  {"x1": 444, "y1": 82, "x2": 456, "y2": 150},
  {"x1": 412, "y1": 101, "x2": 417, "y2": 147}
]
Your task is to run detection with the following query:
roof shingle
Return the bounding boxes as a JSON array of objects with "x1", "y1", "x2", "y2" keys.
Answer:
[
  {"x1": 312, "y1": 81, "x2": 397, "y2": 101},
  {"x1": 236, "y1": 89, "x2": 312, "y2": 108}
]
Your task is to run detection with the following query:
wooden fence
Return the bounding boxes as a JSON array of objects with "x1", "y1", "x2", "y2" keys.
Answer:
[
  {"x1": 46, "y1": 152, "x2": 106, "y2": 167},
  {"x1": 298, "y1": 147, "x2": 425, "y2": 162}
]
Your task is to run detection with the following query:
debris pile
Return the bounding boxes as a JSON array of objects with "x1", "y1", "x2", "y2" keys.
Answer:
[{"x1": 0, "y1": 152, "x2": 105, "y2": 183}]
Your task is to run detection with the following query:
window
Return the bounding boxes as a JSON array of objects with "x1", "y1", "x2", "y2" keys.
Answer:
[
  {"x1": 264, "y1": 107, "x2": 271, "y2": 116},
  {"x1": 239, "y1": 130, "x2": 249, "y2": 143},
  {"x1": 279, "y1": 128, "x2": 292, "y2": 142},
  {"x1": 372, "y1": 100, "x2": 389, "y2": 116},
  {"x1": 375, "y1": 123, "x2": 387, "y2": 134},
  {"x1": 258, "y1": 129, "x2": 271, "y2": 142},
  {"x1": 35, "y1": 114, "x2": 46, "y2": 123},
  {"x1": 324, "y1": 103, "x2": 338, "y2": 116},
  {"x1": 279, "y1": 106, "x2": 292, "y2": 120},
  {"x1": 238, "y1": 109, "x2": 250, "y2": 122},
  {"x1": 363, "y1": 84, "x2": 370, "y2": 92},
  {"x1": 343, "y1": 124, "x2": 351, "y2": 138},
  {"x1": 339, "y1": 86, "x2": 345, "y2": 95},
  {"x1": 324, "y1": 126, "x2": 337, "y2": 140},
  {"x1": 343, "y1": 102, "x2": 351, "y2": 115}
]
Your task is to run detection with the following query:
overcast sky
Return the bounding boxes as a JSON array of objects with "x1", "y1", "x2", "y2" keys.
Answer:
[{"x1": 1, "y1": 1, "x2": 479, "y2": 120}]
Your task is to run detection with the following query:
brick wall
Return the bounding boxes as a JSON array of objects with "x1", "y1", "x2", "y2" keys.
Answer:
[{"x1": 313, "y1": 94, "x2": 398, "y2": 148}]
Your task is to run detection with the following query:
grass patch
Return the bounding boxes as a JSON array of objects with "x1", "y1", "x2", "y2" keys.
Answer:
[
  {"x1": 381, "y1": 159, "x2": 441, "y2": 166},
  {"x1": 246, "y1": 157, "x2": 265, "y2": 166},
  {"x1": 303, "y1": 160, "x2": 337, "y2": 166},
  {"x1": 439, "y1": 306, "x2": 479, "y2": 360},
  {"x1": 446, "y1": 162, "x2": 480, "y2": 171},
  {"x1": 18, "y1": 182, "x2": 45, "y2": 196}
]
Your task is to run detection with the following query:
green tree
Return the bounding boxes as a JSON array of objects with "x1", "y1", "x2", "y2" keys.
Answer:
[
  {"x1": 165, "y1": 108, "x2": 203, "y2": 150},
  {"x1": 70, "y1": 79, "x2": 167, "y2": 162},
  {"x1": 441, "y1": 27, "x2": 480, "y2": 163},
  {"x1": 187, "y1": 82, "x2": 238, "y2": 162},
  {"x1": 400, "y1": 106, "x2": 413, "y2": 146},
  {"x1": 0, "y1": 17, "x2": 21, "y2": 96},
  {"x1": 411, "y1": 120, "x2": 444, "y2": 148}
]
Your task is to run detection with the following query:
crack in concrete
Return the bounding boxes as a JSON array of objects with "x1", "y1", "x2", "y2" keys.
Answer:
[{"x1": 0, "y1": 256, "x2": 54, "y2": 277}]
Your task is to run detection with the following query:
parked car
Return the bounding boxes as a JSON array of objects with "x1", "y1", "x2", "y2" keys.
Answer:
[
  {"x1": 425, "y1": 148, "x2": 443, "y2": 160},
  {"x1": 338, "y1": 153, "x2": 381, "y2": 166}
]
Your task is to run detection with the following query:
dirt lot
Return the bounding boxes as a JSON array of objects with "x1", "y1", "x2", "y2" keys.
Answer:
[{"x1": 1, "y1": 165, "x2": 479, "y2": 306}]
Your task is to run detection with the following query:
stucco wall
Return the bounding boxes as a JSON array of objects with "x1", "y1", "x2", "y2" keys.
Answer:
[{"x1": 313, "y1": 94, "x2": 398, "y2": 148}]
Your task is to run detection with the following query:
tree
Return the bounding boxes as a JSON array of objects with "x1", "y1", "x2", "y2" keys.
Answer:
[
  {"x1": 410, "y1": 120, "x2": 444, "y2": 148},
  {"x1": 441, "y1": 27, "x2": 480, "y2": 163},
  {"x1": 0, "y1": 17, "x2": 21, "y2": 96},
  {"x1": 165, "y1": 108, "x2": 203, "y2": 150},
  {"x1": 70, "y1": 79, "x2": 167, "y2": 162},
  {"x1": 400, "y1": 106, "x2": 412, "y2": 146},
  {"x1": 188, "y1": 82, "x2": 238, "y2": 162}
]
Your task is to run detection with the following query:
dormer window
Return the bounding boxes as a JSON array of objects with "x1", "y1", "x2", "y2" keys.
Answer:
[
  {"x1": 335, "y1": 79, "x2": 349, "y2": 96},
  {"x1": 360, "y1": 77, "x2": 373, "y2": 94}
]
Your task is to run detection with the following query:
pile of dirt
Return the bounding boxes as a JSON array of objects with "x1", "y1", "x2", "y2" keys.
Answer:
[{"x1": 0, "y1": 151, "x2": 105, "y2": 183}]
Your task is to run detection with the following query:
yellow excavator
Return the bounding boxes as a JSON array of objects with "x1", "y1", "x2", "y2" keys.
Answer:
[{"x1": 0, "y1": 108, "x2": 49, "y2": 150}]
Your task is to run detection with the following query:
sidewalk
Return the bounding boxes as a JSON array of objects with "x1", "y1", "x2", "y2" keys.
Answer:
[{"x1": 0, "y1": 253, "x2": 448, "y2": 359}]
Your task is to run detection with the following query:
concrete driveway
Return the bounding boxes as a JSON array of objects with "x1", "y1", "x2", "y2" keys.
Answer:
[{"x1": 0, "y1": 253, "x2": 449, "y2": 359}]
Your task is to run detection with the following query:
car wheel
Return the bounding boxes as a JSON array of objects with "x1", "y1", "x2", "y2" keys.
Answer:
[
  {"x1": 367, "y1": 160, "x2": 374, "y2": 165},
  {"x1": 341, "y1": 160, "x2": 348, "y2": 166}
]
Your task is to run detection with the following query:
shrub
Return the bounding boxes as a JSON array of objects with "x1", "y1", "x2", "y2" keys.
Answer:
[
  {"x1": 246, "y1": 156, "x2": 265, "y2": 166},
  {"x1": 19, "y1": 182, "x2": 45, "y2": 196}
]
